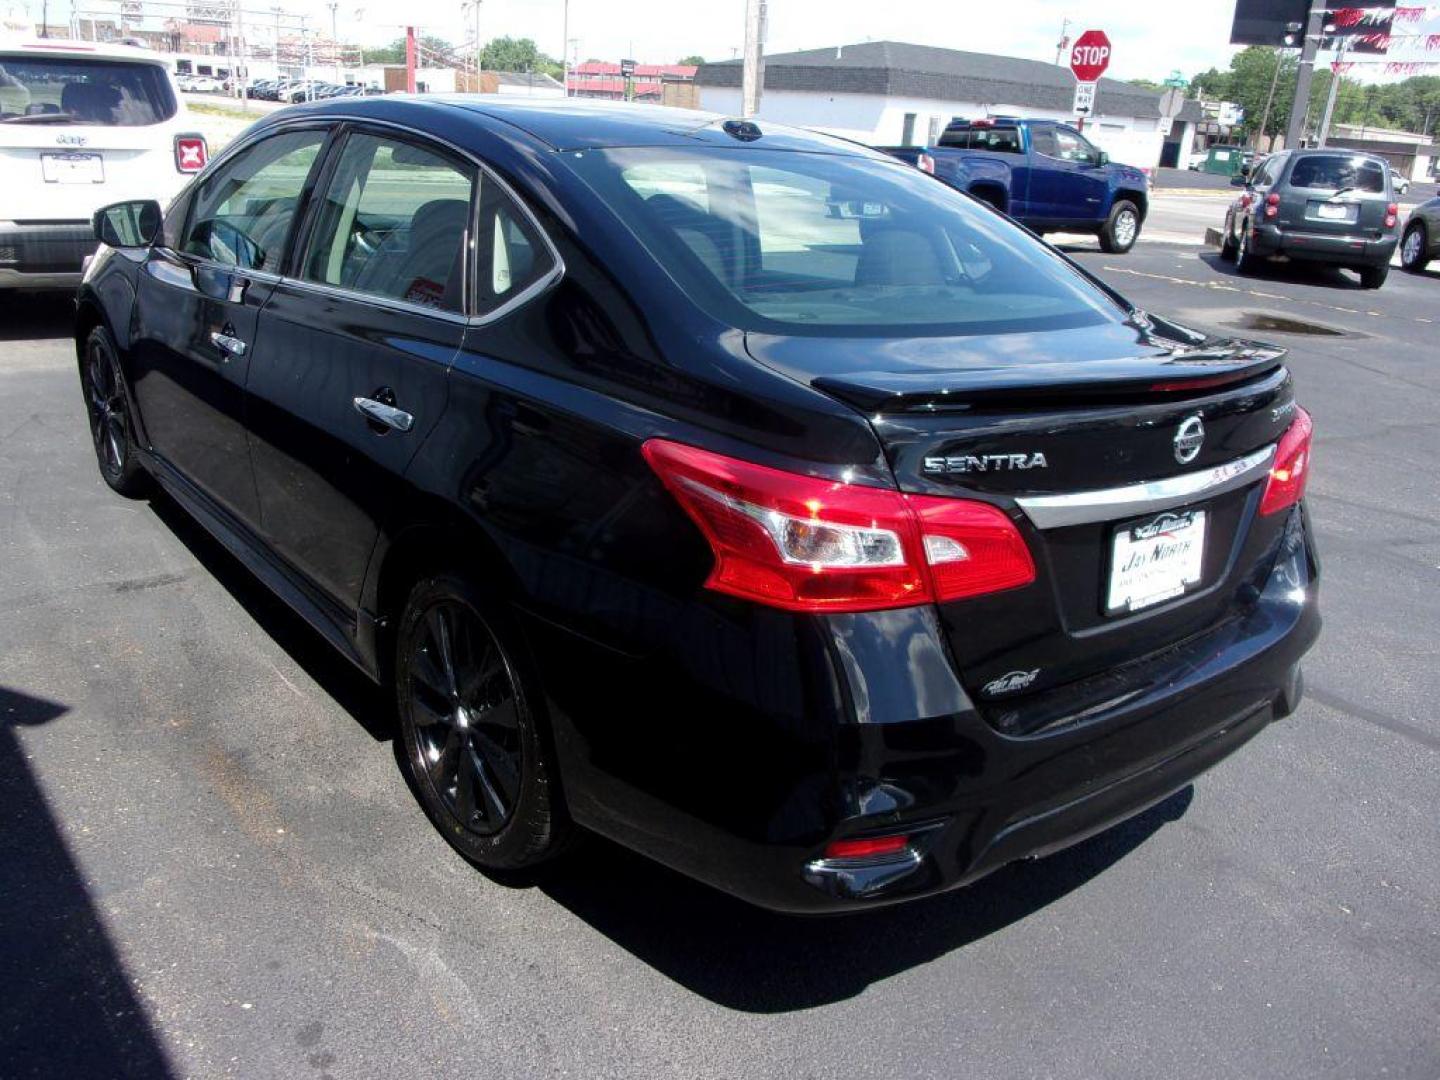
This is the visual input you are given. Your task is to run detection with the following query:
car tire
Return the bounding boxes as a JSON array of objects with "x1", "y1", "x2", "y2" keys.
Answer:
[
  {"x1": 394, "y1": 573, "x2": 573, "y2": 871},
  {"x1": 1401, "y1": 222, "x2": 1430, "y2": 273},
  {"x1": 1359, "y1": 264, "x2": 1389, "y2": 290},
  {"x1": 1098, "y1": 199, "x2": 1142, "y2": 254},
  {"x1": 81, "y1": 326, "x2": 152, "y2": 498},
  {"x1": 1233, "y1": 222, "x2": 1257, "y2": 275},
  {"x1": 1220, "y1": 214, "x2": 1239, "y2": 261}
]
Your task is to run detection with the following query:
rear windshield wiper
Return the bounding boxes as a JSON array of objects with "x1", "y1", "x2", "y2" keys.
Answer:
[
  {"x1": 0, "y1": 112, "x2": 83, "y2": 124},
  {"x1": 1325, "y1": 185, "x2": 1357, "y2": 200}
]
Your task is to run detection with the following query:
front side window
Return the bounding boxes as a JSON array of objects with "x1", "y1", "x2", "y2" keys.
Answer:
[
  {"x1": 572, "y1": 147, "x2": 1120, "y2": 337},
  {"x1": 0, "y1": 56, "x2": 176, "y2": 126},
  {"x1": 182, "y1": 128, "x2": 326, "y2": 272},
  {"x1": 1287, "y1": 155, "x2": 1386, "y2": 194},
  {"x1": 1051, "y1": 128, "x2": 1097, "y2": 164},
  {"x1": 302, "y1": 132, "x2": 475, "y2": 312}
]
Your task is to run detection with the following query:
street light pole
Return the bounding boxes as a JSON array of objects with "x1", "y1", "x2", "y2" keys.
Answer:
[{"x1": 1284, "y1": 0, "x2": 1327, "y2": 149}]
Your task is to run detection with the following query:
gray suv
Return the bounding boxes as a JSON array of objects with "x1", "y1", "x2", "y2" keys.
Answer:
[{"x1": 1221, "y1": 149, "x2": 1399, "y2": 289}]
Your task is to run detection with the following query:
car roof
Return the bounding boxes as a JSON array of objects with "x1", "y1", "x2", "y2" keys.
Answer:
[
  {"x1": 280, "y1": 95, "x2": 891, "y2": 157},
  {"x1": 0, "y1": 36, "x2": 171, "y2": 65}
]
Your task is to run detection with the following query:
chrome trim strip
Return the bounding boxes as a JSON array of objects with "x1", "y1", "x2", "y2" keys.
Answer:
[{"x1": 1016, "y1": 444, "x2": 1276, "y2": 529}]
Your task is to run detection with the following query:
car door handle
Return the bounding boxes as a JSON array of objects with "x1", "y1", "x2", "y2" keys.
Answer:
[
  {"x1": 209, "y1": 330, "x2": 247, "y2": 358},
  {"x1": 353, "y1": 396, "x2": 414, "y2": 433}
]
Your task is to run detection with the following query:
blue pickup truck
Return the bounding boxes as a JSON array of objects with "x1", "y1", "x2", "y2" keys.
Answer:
[{"x1": 882, "y1": 117, "x2": 1152, "y2": 253}]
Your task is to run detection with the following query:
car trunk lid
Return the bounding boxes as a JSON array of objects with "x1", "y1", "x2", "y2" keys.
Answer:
[{"x1": 747, "y1": 318, "x2": 1299, "y2": 719}]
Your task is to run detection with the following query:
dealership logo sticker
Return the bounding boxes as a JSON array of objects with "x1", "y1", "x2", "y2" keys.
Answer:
[
  {"x1": 983, "y1": 669, "x2": 1040, "y2": 696},
  {"x1": 56, "y1": 134, "x2": 87, "y2": 146},
  {"x1": 1173, "y1": 415, "x2": 1205, "y2": 464}
]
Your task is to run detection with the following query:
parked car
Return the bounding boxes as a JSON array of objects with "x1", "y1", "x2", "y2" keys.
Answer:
[
  {"x1": 283, "y1": 81, "x2": 318, "y2": 103},
  {"x1": 0, "y1": 37, "x2": 207, "y2": 290},
  {"x1": 880, "y1": 117, "x2": 1151, "y2": 253},
  {"x1": 1221, "y1": 149, "x2": 1399, "y2": 288},
  {"x1": 1389, "y1": 168, "x2": 1411, "y2": 197},
  {"x1": 1400, "y1": 197, "x2": 1440, "y2": 273},
  {"x1": 76, "y1": 99, "x2": 1319, "y2": 913},
  {"x1": 187, "y1": 75, "x2": 221, "y2": 93}
]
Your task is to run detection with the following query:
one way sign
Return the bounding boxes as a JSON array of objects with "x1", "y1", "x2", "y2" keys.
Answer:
[{"x1": 1072, "y1": 81, "x2": 1097, "y2": 118}]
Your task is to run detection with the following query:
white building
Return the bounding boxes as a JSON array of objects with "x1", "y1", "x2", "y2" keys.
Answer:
[{"x1": 696, "y1": 42, "x2": 1204, "y2": 172}]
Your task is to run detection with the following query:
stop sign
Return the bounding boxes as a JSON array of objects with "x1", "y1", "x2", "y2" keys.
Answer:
[{"x1": 1070, "y1": 30, "x2": 1112, "y2": 83}]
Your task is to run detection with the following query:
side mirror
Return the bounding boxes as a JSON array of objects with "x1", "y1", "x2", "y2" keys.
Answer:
[
  {"x1": 1096, "y1": 151, "x2": 1110, "y2": 166},
  {"x1": 1240, "y1": 164, "x2": 1252, "y2": 179},
  {"x1": 1230, "y1": 175, "x2": 1248, "y2": 187},
  {"x1": 93, "y1": 200, "x2": 162, "y2": 248}
]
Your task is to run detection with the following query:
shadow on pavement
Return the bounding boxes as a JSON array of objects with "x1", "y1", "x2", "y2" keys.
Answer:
[
  {"x1": 0, "y1": 290, "x2": 76, "y2": 342},
  {"x1": 146, "y1": 493, "x2": 394, "y2": 742},
  {"x1": 542, "y1": 785, "x2": 1193, "y2": 1013},
  {"x1": 1195, "y1": 250, "x2": 1368, "y2": 290},
  {"x1": 0, "y1": 686, "x2": 178, "y2": 1079}
]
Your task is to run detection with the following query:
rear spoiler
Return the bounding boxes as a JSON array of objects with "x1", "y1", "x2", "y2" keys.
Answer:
[{"x1": 813, "y1": 345, "x2": 1288, "y2": 414}]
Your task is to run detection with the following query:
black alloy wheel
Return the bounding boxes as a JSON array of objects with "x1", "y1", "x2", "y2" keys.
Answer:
[
  {"x1": 395, "y1": 576, "x2": 570, "y2": 868},
  {"x1": 82, "y1": 327, "x2": 150, "y2": 497}
]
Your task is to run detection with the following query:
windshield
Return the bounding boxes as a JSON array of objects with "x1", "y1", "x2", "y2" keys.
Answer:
[
  {"x1": 568, "y1": 147, "x2": 1120, "y2": 337},
  {"x1": 1288, "y1": 155, "x2": 1386, "y2": 194},
  {"x1": 0, "y1": 56, "x2": 176, "y2": 126}
]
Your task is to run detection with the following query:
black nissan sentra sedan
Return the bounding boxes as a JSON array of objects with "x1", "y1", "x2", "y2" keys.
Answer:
[{"x1": 75, "y1": 98, "x2": 1319, "y2": 912}]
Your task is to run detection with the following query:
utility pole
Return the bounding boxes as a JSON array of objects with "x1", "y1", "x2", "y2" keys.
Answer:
[
  {"x1": 1283, "y1": 0, "x2": 1326, "y2": 150},
  {"x1": 234, "y1": 0, "x2": 249, "y2": 108},
  {"x1": 1317, "y1": 38, "x2": 1347, "y2": 147},
  {"x1": 561, "y1": 0, "x2": 568, "y2": 96},
  {"x1": 328, "y1": 1, "x2": 340, "y2": 82},
  {"x1": 1054, "y1": 18, "x2": 1071, "y2": 66},
  {"x1": 1255, "y1": 48, "x2": 1283, "y2": 150},
  {"x1": 741, "y1": 0, "x2": 766, "y2": 117}
]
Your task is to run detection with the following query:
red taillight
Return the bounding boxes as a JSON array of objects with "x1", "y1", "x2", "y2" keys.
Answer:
[
  {"x1": 824, "y1": 834, "x2": 910, "y2": 860},
  {"x1": 1260, "y1": 408, "x2": 1313, "y2": 516},
  {"x1": 918, "y1": 152, "x2": 935, "y2": 175},
  {"x1": 1264, "y1": 192, "x2": 1280, "y2": 219},
  {"x1": 174, "y1": 134, "x2": 208, "y2": 173},
  {"x1": 641, "y1": 439, "x2": 1035, "y2": 614},
  {"x1": 1385, "y1": 202, "x2": 1398, "y2": 229}
]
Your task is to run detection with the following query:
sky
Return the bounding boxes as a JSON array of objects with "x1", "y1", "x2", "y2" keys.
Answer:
[{"x1": 29, "y1": 0, "x2": 1440, "y2": 83}]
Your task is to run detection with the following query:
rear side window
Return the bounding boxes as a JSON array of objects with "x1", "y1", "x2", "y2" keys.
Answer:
[
  {"x1": 574, "y1": 146, "x2": 1118, "y2": 337},
  {"x1": 1287, "y1": 155, "x2": 1385, "y2": 193},
  {"x1": 0, "y1": 56, "x2": 176, "y2": 126},
  {"x1": 936, "y1": 126, "x2": 1022, "y2": 153},
  {"x1": 182, "y1": 129, "x2": 326, "y2": 272},
  {"x1": 302, "y1": 133, "x2": 474, "y2": 311},
  {"x1": 302, "y1": 130, "x2": 553, "y2": 315}
]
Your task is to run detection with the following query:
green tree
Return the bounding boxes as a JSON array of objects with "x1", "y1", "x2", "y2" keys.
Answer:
[
  {"x1": 479, "y1": 36, "x2": 562, "y2": 78},
  {"x1": 365, "y1": 35, "x2": 454, "y2": 65},
  {"x1": 678, "y1": 54, "x2": 705, "y2": 66},
  {"x1": 1126, "y1": 77, "x2": 1164, "y2": 93}
]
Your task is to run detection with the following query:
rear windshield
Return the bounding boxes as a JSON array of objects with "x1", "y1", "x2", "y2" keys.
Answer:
[
  {"x1": 566, "y1": 147, "x2": 1119, "y2": 337},
  {"x1": 0, "y1": 56, "x2": 176, "y2": 126},
  {"x1": 1287, "y1": 155, "x2": 1386, "y2": 194}
]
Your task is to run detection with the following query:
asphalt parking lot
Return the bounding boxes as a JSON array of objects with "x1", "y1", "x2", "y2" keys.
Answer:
[{"x1": 2, "y1": 244, "x2": 1437, "y2": 1079}]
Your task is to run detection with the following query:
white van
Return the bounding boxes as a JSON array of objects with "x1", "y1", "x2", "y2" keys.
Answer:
[{"x1": 1, "y1": 37, "x2": 207, "y2": 289}]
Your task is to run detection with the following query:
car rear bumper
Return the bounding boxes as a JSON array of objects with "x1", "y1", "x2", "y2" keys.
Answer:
[
  {"x1": 0, "y1": 221, "x2": 95, "y2": 287},
  {"x1": 533, "y1": 503, "x2": 1321, "y2": 913},
  {"x1": 1252, "y1": 224, "x2": 1397, "y2": 266}
]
